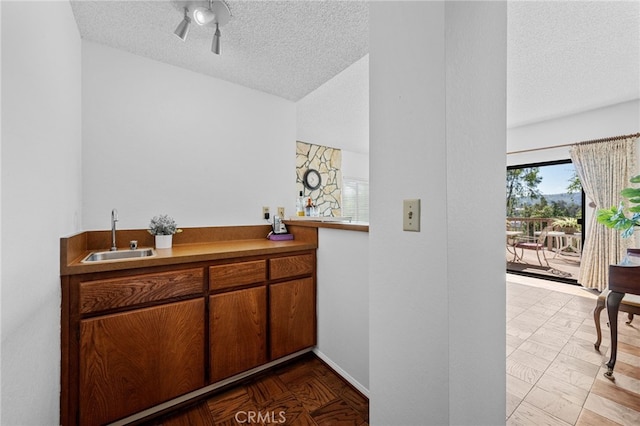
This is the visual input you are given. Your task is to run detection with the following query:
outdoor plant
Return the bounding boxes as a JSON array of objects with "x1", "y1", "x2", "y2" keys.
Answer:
[
  {"x1": 552, "y1": 217, "x2": 580, "y2": 232},
  {"x1": 148, "y1": 214, "x2": 183, "y2": 236},
  {"x1": 597, "y1": 174, "x2": 640, "y2": 238}
]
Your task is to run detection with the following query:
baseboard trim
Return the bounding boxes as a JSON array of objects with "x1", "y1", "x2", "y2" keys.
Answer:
[{"x1": 312, "y1": 348, "x2": 370, "y2": 398}]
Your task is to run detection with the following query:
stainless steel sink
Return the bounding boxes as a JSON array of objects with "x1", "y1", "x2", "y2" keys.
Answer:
[{"x1": 82, "y1": 248, "x2": 156, "y2": 263}]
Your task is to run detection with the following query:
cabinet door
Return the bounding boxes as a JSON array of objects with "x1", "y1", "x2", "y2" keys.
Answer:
[
  {"x1": 79, "y1": 299, "x2": 205, "y2": 426},
  {"x1": 270, "y1": 278, "x2": 315, "y2": 360},
  {"x1": 210, "y1": 286, "x2": 267, "y2": 382}
]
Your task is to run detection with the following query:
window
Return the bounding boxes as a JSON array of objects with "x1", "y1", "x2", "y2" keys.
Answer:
[
  {"x1": 342, "y1": 178, "x2": 369, "y2": 223},
  {"x1": 506, "y1": 159, "x2": 584, "y2": 283}
]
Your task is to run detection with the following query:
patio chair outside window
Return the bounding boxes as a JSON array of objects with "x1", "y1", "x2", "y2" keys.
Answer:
[{"x1": 514, "y1": 226, "x2": 552, "y2": 268}]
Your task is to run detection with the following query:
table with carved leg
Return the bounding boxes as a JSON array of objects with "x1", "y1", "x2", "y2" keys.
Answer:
[{"x1": 604, "y1": 264, "x2": 640, "y2": 380}]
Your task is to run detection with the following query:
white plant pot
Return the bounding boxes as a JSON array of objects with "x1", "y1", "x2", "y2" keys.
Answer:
[{"x1": 155, "y1": 234, "x2": 173, "y2": 249}]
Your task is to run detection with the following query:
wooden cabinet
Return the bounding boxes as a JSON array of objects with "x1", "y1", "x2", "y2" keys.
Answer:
[
  {"x1": 210, "y1": 287, "x2": 267, "y2": 382},
  {"x1": 270, "y1": 253, "x2": 314, "y2": 280},
  {"x1": 79, "y1": 299, "x2": 205, "y2": 426},
  {"x1": 270, "y1": 278, "x2": 316, "y2": 359},
  {"x1": 79, "y1": 268, "x2": 203, "y2": 314},
  {"x1": 66, "y1": 268, "x2": 205, "y2": 425},
  {"x1": 209, "y1": 260, "x2": 266, "y2": 291},
  {"x1": 62, "y1": 249, "x2": 315, "y2": 425},
  {"x1": 269, "y1": 254, "x2": 316, "y2": 359},
  {"x1": 209, "y1": 260, "x2": 268, "y2": 382},
  {"x1": 208, "y1": 254, "x2": 316, "y2": 374}
]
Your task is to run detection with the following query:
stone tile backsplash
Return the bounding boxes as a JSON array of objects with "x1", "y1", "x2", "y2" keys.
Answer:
[{"x1": 296, "y1": 141, "x2": 342, "y2": 217}]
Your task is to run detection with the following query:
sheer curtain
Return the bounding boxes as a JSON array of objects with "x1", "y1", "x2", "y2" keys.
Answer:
[{"x1": 569, "y1": 137, "x2": 637, "y2": 291}]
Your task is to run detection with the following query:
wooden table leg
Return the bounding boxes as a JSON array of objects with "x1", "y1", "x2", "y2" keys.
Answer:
[
  {"x1": 593, "y1": 295, "x2": 605, "y2": 350},
  {"x1": 605, "y1": 291, "x2": 625, "y2": 380}
]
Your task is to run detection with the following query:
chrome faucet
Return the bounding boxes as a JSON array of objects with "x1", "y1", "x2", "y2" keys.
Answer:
[{"x1": 111, "y1": 209, "x2": 119, "y2": 251}]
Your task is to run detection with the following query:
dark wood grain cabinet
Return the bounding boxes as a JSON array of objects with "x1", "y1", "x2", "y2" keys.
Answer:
[
  {"x1": 270, "y1": 277, "x2": 316, "y2": 359},
  {"x1": 210, "y1": 287, "x2": 267, "y2": 382},
  {"x1": 269, "y1": 254, "x2": 316, "y2": 360},
  {"x1": 61, "y1": 250, "x2": 315, "y2": 425},
  {"x1": 208, "y1": 254, "x2": 317, "y2": 380},
  {"x1": 79, "y1": 299, "x2": 205, "y2": 426}
]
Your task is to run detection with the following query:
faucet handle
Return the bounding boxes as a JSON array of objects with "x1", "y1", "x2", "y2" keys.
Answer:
[{"x1": 129, "y1": 240, "x2": 138, "y2": 250}]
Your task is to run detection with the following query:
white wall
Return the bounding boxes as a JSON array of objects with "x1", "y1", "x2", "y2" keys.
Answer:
[
  {"x1": 342, "y1": 150, "x2": 369, "y2": 182},
  {"x1": 445, "y1": 3, "x2": 507, "y2": 424},
  {"x1": 370, "y1": 3, "x2": 448, "y2": 423},
  {"x1": 82, "y1": 42, "x2": 296, "y2": 231},
  {"x1": 507, "y1": 99, "x2": 640, "y2": 166},
  {"x1": 369, "y1": 2, "x2": 506, "y2": 424},
  {"x1": 296, "y1": 55, "x2": 369, "y2": 155},
  {"x1": 296, "y1": 47, "x2": 370, "y2": 394},
  {"x1": 314, "y1": 228, "x2": 369, "y2": 395},
  {"x1": 1, "y1": 1, "x2": 83, "y2": 424}
]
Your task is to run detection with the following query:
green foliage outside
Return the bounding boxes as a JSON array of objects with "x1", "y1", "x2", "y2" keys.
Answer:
[
  {"x1": 506, "y1": 166, "x2": 582, "y2": 221},
  {"x1": 506, "y1": 168, "x2": 542, "y2": 217}
]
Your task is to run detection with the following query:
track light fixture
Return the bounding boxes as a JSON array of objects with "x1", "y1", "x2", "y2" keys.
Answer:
[
  {"x1": 173, "y1": 8, "x2": 191, "y2": 41},
  {"x1": 172, "y1": 0, "x2": 230, "y2": 55}
]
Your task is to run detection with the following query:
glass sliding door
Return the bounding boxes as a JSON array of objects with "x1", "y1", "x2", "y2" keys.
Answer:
[{"x1": 506, "y1": 160, "x2": 584, "y2": 283}]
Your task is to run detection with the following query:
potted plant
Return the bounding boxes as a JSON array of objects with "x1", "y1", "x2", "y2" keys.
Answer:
[
  {"x1": 552, "y1": 217, "x2": 580, "y2": 234},
  {"x1": 148, "y1": 214, "x2": 182, "y2": 249},
  {"x1": 597, "y1": 174, "x2": 640, "y2": 238}
]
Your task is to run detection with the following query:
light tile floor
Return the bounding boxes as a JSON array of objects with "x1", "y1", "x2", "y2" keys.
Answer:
[{"x1": 507, "y1": 274, "x2": 640, "y2": 425}]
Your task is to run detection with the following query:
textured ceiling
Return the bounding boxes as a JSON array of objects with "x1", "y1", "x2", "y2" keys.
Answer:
[
  {"x1": 70, "y1": 0, "x2": 369, "y2": 102},
  {"x1": 507, "y1": 1, "x2": 640, "y2": 127},
  {"x1": 70, "y1": 1, "x2": 639, "y2": 128}
]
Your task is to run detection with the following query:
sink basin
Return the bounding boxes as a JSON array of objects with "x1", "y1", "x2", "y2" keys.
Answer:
[{"x1": 82, "y1": 248, "x2": 156, "y2": 263}]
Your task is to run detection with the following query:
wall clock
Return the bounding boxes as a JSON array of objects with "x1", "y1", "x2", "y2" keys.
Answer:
[{"x1": 303, "y1": 169, "x2": 322, "y2": 190}]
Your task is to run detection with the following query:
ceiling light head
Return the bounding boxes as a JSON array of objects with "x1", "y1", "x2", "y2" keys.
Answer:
[
  {"x1": 212, "y1": 23, "x2": 221, "y2": 55},
  {"x1": 173, "y1": 8, "x2": 191, "y2": 41},
  {"x1": 193, "y1": 6, "x2": 215, "y2": 26}
]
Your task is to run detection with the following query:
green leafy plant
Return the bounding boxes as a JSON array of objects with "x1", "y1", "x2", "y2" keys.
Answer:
[
  {"x1": 148, "y1": 214, "x2": 183, "y2": 236},
  {"x1": 597, "y1": 174, "x2": 640, "y2": 238},
  {"x1": 552, "y1": 217, "x2": 579, "y2": 228}
]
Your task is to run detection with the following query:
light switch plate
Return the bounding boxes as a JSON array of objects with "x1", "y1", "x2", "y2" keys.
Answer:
[{"x1": 403, "y1": 199, "x2": 420, "y2": 232}]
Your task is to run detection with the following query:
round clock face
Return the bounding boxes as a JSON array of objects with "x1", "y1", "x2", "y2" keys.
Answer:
[{"x1": 303, "y1": 169, "x2": 322, "y2": 190}]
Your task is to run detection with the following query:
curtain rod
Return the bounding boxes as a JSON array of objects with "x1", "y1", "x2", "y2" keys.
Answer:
[{"x1": 507, "y1": 132, "x2": 640, "y2": 155}]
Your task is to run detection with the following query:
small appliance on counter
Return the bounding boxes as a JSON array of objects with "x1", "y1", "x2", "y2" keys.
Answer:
[{"x1": 268, "y1": 216, "x2": 294, "y2": 240}]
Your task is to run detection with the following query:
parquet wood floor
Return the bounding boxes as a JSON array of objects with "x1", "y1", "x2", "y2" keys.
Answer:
[
  {"x1": 149, "y1": 353, "x2": 369, "y2": 426},
  {"x1": 507, "y1": 274, "x2": 640, "y2": 425},
  {"x1": 143, "y1": 273, "x2": 640, "y2": 425}
]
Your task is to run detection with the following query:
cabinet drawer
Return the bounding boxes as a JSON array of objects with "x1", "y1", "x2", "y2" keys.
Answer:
[
  {"x1": 209, "y1": 260, "x2": 266, "y2": 291},
  {"x1": 269, "y1": 254, "x2": 314, "y2": 280},
  {"x1": 80, "y1": 268, "x2": 203, "y2": 314}
]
